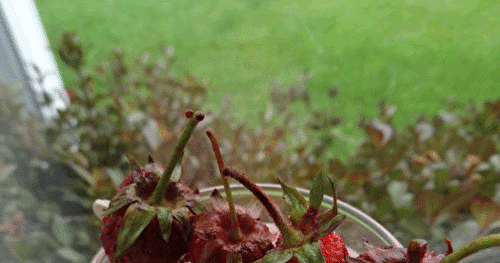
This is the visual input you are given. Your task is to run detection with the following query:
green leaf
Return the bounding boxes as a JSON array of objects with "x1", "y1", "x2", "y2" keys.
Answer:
[
  {"x1": 434, "y1": 168, "x2": 449, "y2": 193},
  {"x1": 294, "y1": 242, "x2": 326, "y2": 263},
  {"x1": 56, "y1": 247, "x2": 87, "y2": 263},
  {"x1": 105, "y1": 168, "x2": 126, "y2": 188},
  {"x1": 328, "y1": 159, "x2": 346, "y2": 179},
  {"x1": 278, "y1": 179, "x2": 308, "y2": 222},
  {"x1": 157, "y1": 207, "x2": 173, "y2": 242},
  {"x1": 52, "y1": 215, "x2": 73, "y2": 247},
  {"x1": 104, "y1": 186, "x2": 137, "y2": 216},
  {"x1": 170, "y1": 164, "x2": 182, "y2": 182},
  {"x1": 309, "y1": 172, "x2": 325, "y2": 210},
  {"x1": 253, "y1": 250, "x2": 294, "y2": 263},
  {"x1": 0, "y1": 164, "x2": 16, "y2": 183},
  {"x1": 318, "y1": 214, "x2": 346, "y2": 239},
  {"x1": 471, "y1": 197, "x2": 500, "y2": 229},
  {"x1": 116, "y1": 202, "x2": 157, "y2": 257}
]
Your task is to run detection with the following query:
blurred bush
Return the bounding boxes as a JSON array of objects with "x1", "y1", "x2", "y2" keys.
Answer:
[
  {"x1": 330, "y1": 99, "x2": 500, "y2": 250},
  {"x1": 53, "y1": 31, "x2": 339, "y2": 192},
  {"x1": 3, "y1": 30, "x2": 499, "y2": 262},
  {"x1": 0, "y1": 86, "x2": 97, "y2": 262}
]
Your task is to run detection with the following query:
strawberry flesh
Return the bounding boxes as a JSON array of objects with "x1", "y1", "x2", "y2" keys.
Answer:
[
  {"x1": 319, "y1": 231, "x2": 348, "y2": 263},
  {"x1": 181, "y1": 205, "x2": 276, "y2": 263}
]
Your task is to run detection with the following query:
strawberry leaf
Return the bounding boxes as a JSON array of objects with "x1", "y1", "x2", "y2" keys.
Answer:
[
  {"x1": 318, "y1": 176, "x2": 339, "y2": 224},
  {"x1": 157, "y1": 207, "x2": 173, "y2": 242},
  {"x1": 318, "y1": 214, "x2": 346, "y2": 239},
  {"x1": 253, "y1": 250, "x2": 294, "y2": 263},
  {"x1": 104, "y1": 185, "x2": 137, "y2": 216},
  {"x1": 294, "y1": 242, "x2": 326, "y2": 263},
  {"x1": 279, "y1": 179, "x2": 308, "y2": 222},
  {"x1": 116, "y1": 202, "x2": 157, "y2": 257},
  {"x1": 470, "y1": 197, "x2": 500, "y2": 229},
  {"x1": 309, "y1": 172, "x2": 325, "y2": 210}
]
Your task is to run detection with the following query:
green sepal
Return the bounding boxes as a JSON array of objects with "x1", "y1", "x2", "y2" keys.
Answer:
[
  {"x1": 171, "y1": 207, "x2": 192, "y2": 242},
  {"x1": 294, "y1": 242, "x2": 326, "y2": 263},
  {"x1": 157, "y1": 207, "x2": 173, "y2": 243},
  {"x1": 309, "y1": 172, "x2": 325, "y2": 210},
  {"x1": 255, "y1": 243, "x2": 326, "y2": 263},
  {"x1": 318, "y1": 214, "x2": 346, "y2": 239},
  {"x1": 253, "y1": 249, "x2": 294, "y2": 263},
  {"x1": 116, "y1": 202, "x2": 157, "y2": 257},
  {"x1": 278, "y1": 179, "x2": 308, "y2": 222},
  {"x1": 188, "y1": 199, "x2": 207, "y2": 214},
  {"x1": 318, "y1": 176, "x2": 339, "y2": 224},
  {"x1": 104, "y1": 185, "x2": 137, "y2": 216}
]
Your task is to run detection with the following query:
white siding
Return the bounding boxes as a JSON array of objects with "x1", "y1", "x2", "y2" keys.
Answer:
[{"x1": 0, "y1": 0, "x2": 68, "y2": 119}]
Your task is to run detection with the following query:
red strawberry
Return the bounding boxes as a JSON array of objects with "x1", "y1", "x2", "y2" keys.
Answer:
[
  {"x1": 100, "y1": 111, "x2": 204, "y2": 263},
  {"x1": 286, "y1": 231, "x2": 347, "y2": 263},
  {"x1": 319, "y1": 231, "x2": 348, "y2": 263}
]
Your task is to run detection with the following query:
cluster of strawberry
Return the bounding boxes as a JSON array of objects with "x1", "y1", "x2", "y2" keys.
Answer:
[{"x1": 98, "y1": 111, "x2": 452, "y2": 263}]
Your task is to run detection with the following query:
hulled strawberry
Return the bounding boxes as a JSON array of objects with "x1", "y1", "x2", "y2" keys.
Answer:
[
  {"x1": 222, "y1": 166, "x2": 348, "y2": 263},
  {"x1": 179, "y1": 130, "x2": 277, "y2": 263},
  {"x1": 100, "y1": 111, "x2": 204, "y2": 263},
  {"x1": 348, "y1": 239, "x2": 453, "y2": 263}
]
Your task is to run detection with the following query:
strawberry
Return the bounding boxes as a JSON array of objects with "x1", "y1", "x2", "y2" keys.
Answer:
[
  {"x1": 180, "y1": 202, "x2": 276, "y2": 263},
  {"x1": 223, "y1": 167, "x2": 347, "y2": 263},
  {"x1": 100, "y1": 111, "x2": 204, "y2": 263},
  {"x1": 99, "y1": 111, "x2": 347, "y2": 263},
  {"x1": 93, "y1": 109, "x2": 500, "y2": 263},
  {"x1": 348, "y1": 239, "x2": 453, "y2": 263},
  {"x1": 178, "y1": 131, "x2": 277, "y2": 263},
  {"x1": 319, "y1": 231, "x2": 348, "y2": 263}
]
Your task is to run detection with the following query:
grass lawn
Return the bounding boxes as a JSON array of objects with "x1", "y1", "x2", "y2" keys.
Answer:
[{"x1": 35, "y1": 0, "x2": 500, "y2": 158}]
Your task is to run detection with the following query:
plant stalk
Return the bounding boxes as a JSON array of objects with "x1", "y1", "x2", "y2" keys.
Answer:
[
  {"x1": 149, "y1": 111, "x2": 204, "y2": 205},
  {"x1": 223, "y1": 167, "x2": 304, "y2": 248},
  {"x1": 441, "y1": 234, "x2": 500, "y2": 263},
  {"x1": 206, "y1": 130, "x2": 242, "y2": 241}
]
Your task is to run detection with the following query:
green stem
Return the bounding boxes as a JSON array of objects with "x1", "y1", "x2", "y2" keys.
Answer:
[
  {"x1": 223, "y1": 167, "x2": 304, "y2": 248},
  {"x1": 149, "y1": 111, "x2": 204, "y2": 205},
  {"x1": 206, "y1": 130, "x2": 242, "y2": 241},
  {"x1": 442, "y1": 234, "x2": 500, "y2": 263}
]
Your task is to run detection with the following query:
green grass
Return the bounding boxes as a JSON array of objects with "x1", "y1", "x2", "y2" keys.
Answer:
[{"x1": 36, "y1": 0, "x2": 500, "y2": 157}]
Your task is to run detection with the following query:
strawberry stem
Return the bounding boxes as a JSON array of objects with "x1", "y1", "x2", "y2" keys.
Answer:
[
  {"x1": 441, "y1": 234, "x2": 500, "y2": 263},
  {"x1": 206, "y1": 130, "x2": 243, "y2": 242},
  {"x1": 149, "y1": 111, "x2": 204, "y2": 206},
  {"x1": 223, "y1": 167, "x2": 304, "y2": 248}
]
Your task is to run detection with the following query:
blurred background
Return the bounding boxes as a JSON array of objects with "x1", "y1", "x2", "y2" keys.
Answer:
[{"x1": 1, "y1": 0, "x2": 499, "y2": 262}]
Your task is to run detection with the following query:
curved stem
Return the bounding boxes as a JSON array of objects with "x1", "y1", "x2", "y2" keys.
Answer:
[
  {"x1": 206, "y1": 130, "x2": 242, "y2": 241},
  {"x1": 223, "y1": 167, "x2": 303, "y2": 248},
  {"x1": 442, "y1": 234, "x2": 500, "y2": 263},
  {"x1": 149, "y1": 111, "x2": 204, "y2": 205}
]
